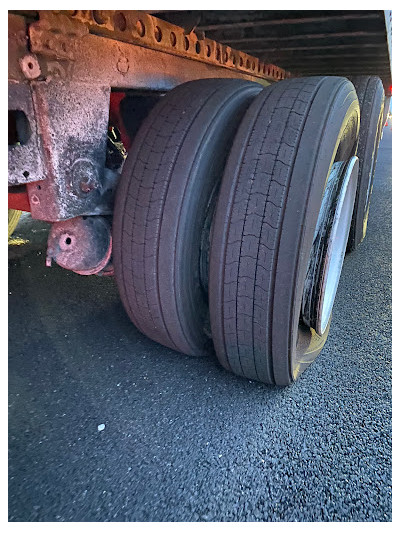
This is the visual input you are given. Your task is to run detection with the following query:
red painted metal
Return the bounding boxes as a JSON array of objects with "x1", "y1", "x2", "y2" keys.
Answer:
[
  {"x1": 46, "y1": 216, "x2": 112, "y2": 275},
  {"x1": 109, "y1": 92, "x2": 131, "y2": 150},
  {"x1": 74, "y1": 237, "x2": 112, "y2": 276},
  {"x1": 8, "y1": 190, "x2": 31, "y2": 212}
]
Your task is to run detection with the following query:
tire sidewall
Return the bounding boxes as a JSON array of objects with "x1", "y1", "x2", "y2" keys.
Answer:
[
  {"x1": 169, "y1": 85, "x2": 261, "y2": 354},
  {"x1": 349, "y1": 79, "x2": 385, "y2": 249},
  {"x1": 272, "y1": 79, "x2": 360, "y2": 384}
]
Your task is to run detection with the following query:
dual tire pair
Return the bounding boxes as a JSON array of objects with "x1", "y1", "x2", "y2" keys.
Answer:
[{"x1": 113, "y1": 75, "x2": 384, "y2": 385}]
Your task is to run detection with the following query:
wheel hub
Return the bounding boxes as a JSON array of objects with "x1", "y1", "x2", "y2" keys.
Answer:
[{"x1": 302, "y1": 156, "x2": 359, "y2": 335}]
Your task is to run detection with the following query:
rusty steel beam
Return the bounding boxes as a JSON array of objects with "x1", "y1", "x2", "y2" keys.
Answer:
[
  {"x1": 64, "y1": 10, "x2": 289, "y2": 83},
  {"x1": 23, "y1": 30, "x2": 272, "y2": 91},
  {"x1": 10, "y1": 10, "x2": 290, "y2": 82}
]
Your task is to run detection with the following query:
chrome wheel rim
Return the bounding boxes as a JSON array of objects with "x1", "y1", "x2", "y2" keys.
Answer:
[{"x1": 302, "y1": 156, "x2": 359, "y2": 335}]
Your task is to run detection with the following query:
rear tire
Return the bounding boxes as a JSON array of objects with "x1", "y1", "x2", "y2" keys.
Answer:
[
  {"x1": 209, "y1": 77, "x2": 359, "y2": 385},
  {"x1": 347, "y1": 76, "x2": 385, "y2": 251},
  {"x1": 113, "y1": 79, "x2": 262, "y2": 356}
]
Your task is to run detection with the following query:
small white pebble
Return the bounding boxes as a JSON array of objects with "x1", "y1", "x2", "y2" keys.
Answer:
[{"x1": 98, "y1": 424, "x2": 105, "y2": 431}]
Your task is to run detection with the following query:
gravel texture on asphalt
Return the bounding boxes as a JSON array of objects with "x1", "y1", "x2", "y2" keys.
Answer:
[{"x1": 8, "y1": 129, "x2": 392, "y2": 522}]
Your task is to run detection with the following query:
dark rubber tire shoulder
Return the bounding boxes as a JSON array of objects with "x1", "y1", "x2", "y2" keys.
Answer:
[
  {"x1": 347, "y1": 76, "x2": 385, "y2": 251},
  {"x1": 113, "y1": 78, "x2": 262, "y2": 356},
  {"x1": 209, "y1": 76, "x2": 359, "y2": 385}
]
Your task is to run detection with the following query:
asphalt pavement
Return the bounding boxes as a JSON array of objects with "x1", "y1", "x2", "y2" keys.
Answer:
[{"x1": 8, "y1": 129, "x2": 392, "y2": 522}]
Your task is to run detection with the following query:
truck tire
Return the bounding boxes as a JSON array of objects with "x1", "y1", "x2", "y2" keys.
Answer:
[
  {"x1": 209, "y1": 76, "x2": 360, "y2": 385},
  {"x1": 347, "y1": 76, "x2": 385, "y2": 251},
  {"x1": 113, "y1": 78, "x2": 262, "y2": 356}
]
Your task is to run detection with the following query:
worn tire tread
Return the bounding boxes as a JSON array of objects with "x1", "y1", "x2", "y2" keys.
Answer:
[
  {"x1": 209, "y1": 76, "x2": 359, "y2": 385},
  {"x1": 113, "y1": 79, "x2": 261, "y2": 356}
]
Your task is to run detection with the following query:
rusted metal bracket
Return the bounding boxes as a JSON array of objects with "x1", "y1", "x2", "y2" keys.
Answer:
[
  {"x1": 9, "y1": 13, "x2": 113, "y2": 221},
  {"x1": 8, "y1": 14, "x2": 45, "y2": 186},
  {"x1": 8, "y1": 11, "x2": 285, "y2": 222},
  {"x1": 25, "y1": 82, "x2": 111, "y2": 222},
  {"x1": 8, "y1": 83, "x2": 45, "y2": 186}
]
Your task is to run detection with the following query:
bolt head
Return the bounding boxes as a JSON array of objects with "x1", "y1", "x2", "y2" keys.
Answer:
[
  {"x1": 117, "y1": 57, "x2": 129, "y2": 74},
  {"x1": 19, "y1": 55, "x2": 41, "y2": 80},
  {"x1": 71, "y1": 159, "x2": 99, "y2": 195},
  {"x1": 80, "y1": 180, "x2": 96, "y2": 193},
  {"x1": 30, "y1": 194, "x2": 40, "y2": 205}
]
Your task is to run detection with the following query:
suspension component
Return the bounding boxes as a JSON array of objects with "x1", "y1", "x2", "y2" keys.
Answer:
[{"x1": 46, "y1": 216, "x2": 112, "y2": 275}]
